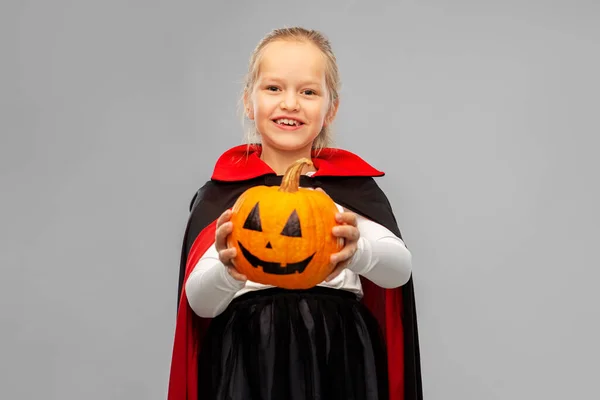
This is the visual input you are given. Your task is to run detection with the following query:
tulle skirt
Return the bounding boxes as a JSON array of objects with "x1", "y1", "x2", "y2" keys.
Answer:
[{"x1": 197, "y1": 287, "x2": 389, "y2": 400}]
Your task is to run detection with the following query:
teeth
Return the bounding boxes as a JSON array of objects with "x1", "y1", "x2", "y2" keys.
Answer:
[{"x1": 275, "y1": 118, "x2": 300, "y2": 126}]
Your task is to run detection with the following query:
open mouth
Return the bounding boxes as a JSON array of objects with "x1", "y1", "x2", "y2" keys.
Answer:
[
  {"x1": 238, "y1": 241, "x2": 315, "y2": 275},
  {"x1": 273, "y1": 118, "x2": 304, "y2": 127}
]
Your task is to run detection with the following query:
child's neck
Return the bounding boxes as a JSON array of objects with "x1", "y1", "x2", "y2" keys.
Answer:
[{"x1": 260, "y1": 145, "x2": 317, "y2": 176}]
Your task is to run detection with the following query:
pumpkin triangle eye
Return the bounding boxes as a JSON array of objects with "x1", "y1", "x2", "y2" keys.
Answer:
[
  {"x1": 281, "y1": 210, "x2": 302, "y2": 237},
  {"x1": 243, "y1": 202, "x2": 262, "y2": 232}
]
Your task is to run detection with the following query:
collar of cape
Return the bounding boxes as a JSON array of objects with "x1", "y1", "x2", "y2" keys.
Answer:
[{"x1": 210, "y1": 144, "x2": 385, "y2": 182}]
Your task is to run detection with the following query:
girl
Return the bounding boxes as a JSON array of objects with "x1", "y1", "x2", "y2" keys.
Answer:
[{"x1": 168, "y1": 27, "x2": 423, "y2": 400}]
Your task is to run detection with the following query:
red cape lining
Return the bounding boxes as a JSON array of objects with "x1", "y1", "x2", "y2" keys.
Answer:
[{"x1": 210, "y1": 144, "x2": 385, "y2": 181}]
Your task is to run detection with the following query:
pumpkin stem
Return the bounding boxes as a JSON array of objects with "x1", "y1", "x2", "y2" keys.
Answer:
[{"x1": 279, "y1": 158, "x2": 313, "y2": 193}]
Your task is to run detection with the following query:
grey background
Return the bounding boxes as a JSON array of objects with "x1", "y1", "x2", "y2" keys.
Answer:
[{"x1": 2, "y1": 0, "x2": 599, "y2": 399}]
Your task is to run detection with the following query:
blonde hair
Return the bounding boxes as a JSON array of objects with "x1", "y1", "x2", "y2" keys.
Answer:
[{"x1": 241, "y1": 27, "x2": 341, "y2": 151}]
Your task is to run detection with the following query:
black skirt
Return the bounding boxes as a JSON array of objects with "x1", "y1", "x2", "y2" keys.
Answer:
[{"x1": 197, "y1": 287, "x2": 389, "y2": 400}]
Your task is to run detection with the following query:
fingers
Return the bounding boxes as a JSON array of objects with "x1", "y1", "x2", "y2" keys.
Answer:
[
  {"x1": 214, "y1": 208, "x2": 247, "y2": 282},
  {"x1": 327, "y1": 230, "x2": 358, "y2": 282},
  {"x1": 332, "y1": 225, "x2": 360, "y2": 242},
  {"x1": 218, "y1": 247, "x2": 237, "y2": 267},
  {"x1": 215, "y1": 221, "x2": 233, "y2": 252},
  {"x1": 332, "y1": 213, "x2": 359, "y2": 251},
  {"x1": 330, "y1": 244, "x2": 357, "y2": 266},
  {"x1": 326, "y1": 209, "x2": 360, "y2": 282},
  {"x1": 227, "y1": 265, "x2": 247, "y2": 282},
  {"x1": 335, "y1": 211, "x2": 357, "y2": 226},
  {"x1": 215, "y1": 208, "x2": 237, "y2": 268},
  {"x1": 216, "y1": 208, "x2": 232, "y2": 227},
  {"x1": 215, "y1": 209, "x2": 233, "y2": 252}
]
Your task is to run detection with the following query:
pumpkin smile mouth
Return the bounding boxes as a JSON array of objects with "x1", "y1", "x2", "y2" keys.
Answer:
[{"x1": 237, "y1": 241, "x2": 316, "y2": 275}]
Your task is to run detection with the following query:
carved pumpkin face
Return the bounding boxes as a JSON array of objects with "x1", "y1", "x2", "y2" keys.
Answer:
[{"x1": 227, "y1": 159, "x2": 343, "y2": 289}]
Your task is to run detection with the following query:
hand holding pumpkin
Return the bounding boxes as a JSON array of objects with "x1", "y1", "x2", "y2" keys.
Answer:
[
  {"x1": 314, "y1": 188, "x2": 360, "y2": 282},
  {"x1": 215, "y1": 209, "x2": 248, "y2": 282},
  {"x1": 326, "y1": 210, "x2": 360, "y2": 281}
]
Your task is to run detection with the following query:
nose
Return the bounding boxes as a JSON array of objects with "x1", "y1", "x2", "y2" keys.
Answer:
[{"x1": 281, "y1": 93, "x2": 299, "y2": 111}]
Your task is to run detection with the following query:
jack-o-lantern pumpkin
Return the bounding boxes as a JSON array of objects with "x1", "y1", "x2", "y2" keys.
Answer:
[{"x1": 227, "y1": 158, "x2": 343, "y2": 289}]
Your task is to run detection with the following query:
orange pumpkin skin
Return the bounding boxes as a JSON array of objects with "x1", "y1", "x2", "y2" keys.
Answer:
[{"x1": 227, "y1": 159, "x2": 343, "y2": 289}]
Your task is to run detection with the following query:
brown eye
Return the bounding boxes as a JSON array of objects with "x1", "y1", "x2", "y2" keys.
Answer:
[
  {"x1": 281, "y1": 210, "x2": 301, "y2": 237},
  {"x1": 243, "y1": 202, "x2": 262, "y2": 232}
]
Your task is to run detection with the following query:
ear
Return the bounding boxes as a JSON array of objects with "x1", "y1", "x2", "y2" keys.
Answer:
[
  {"x1": 323, "y1": 98, "x2": 339, "y2": 127},
  {"x1": 243, "y1": 90, "x2": 255, "y2": 121}
]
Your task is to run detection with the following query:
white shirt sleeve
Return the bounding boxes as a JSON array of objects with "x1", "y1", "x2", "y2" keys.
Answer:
[
  {"x1": 185, "y1": 243, "x2": 245, "y2": 318},
  {"x1": 185, "y1": 210, "x2": 413, "y2": 318},
  {"x1": 345, "y1": 214, "x2": 413, "y2": 288}
]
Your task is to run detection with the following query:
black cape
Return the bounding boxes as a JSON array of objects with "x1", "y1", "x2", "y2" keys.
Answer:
[{"x1": 168, "y1": 145, "x2": 423, "y2": 400}]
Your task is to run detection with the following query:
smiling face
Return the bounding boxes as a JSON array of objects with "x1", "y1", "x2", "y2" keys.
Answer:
[{"x1": 244, "y1": 40, "x2": 338, "y2": 153}]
